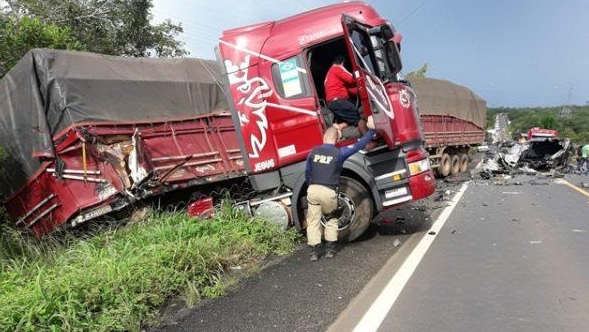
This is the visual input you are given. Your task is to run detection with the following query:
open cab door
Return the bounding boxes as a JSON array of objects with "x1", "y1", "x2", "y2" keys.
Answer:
[{"x1": 341, "y1": 15, "x2": 423, "y2": 149}]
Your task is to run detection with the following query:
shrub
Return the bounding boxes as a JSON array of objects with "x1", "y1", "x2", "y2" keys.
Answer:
[{"x1": 0, "y1": 203, "x2": 300, "y2": 331}]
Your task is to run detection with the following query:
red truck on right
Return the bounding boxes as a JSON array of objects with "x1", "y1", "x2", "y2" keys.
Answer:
[{"x1": 407, "y1": 77, "x2": 488, "y2": 177}]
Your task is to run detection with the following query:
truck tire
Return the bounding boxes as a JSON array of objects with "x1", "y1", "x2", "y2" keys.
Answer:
[
  {"x1": 440, "y1": 153, "x2": 451, "y2": 177},
  {"x1": 332, "y1": 176, "x2": 375, "y2": 242},
  {"x1": 459, "y1": 153, "x2": 469, "y2": 173},
  {"x1": 450, "y1": 154, "x2": 460, "y2": 175}
]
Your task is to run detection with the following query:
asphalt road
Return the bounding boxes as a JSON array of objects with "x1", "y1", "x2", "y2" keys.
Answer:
[
  {"x1": 150, "y1": 198, "x2": 439, "y2": 332},
  {"x1": 336, "y1": 172, "x2": 589, "y2": 332},
  {"x1": 151, "y1": 169, "x2": 589, "y2": 332},
  {"x1": 150, "y1": 168, "x2": 465, "y2": 332}
]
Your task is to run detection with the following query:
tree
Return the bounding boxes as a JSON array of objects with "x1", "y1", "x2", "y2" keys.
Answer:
[
  {"x1": 1, "y1": 0, "x2": 187, "y2": 76},
  {"x1": 0, "y1": 15, "x2": 82, "y2": 77},
  {"x1": 540, "y1": 115, "x2": 557, "y2": 129},
  {"x1": 405, "y1": 63, "x2": 429, "y2": 78},
  {"x1": 491, "y1": 105, "x2": 589, "y2": 144}
]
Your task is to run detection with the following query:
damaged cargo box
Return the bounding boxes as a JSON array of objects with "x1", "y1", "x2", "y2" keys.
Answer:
[{"x1": 0, "y1": 49, "x2": 245, "y2": 236}]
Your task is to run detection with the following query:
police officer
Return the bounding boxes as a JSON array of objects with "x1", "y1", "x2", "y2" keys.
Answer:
[{"x1": 304, "y1": 117, "x2": 376, "y2": 261}]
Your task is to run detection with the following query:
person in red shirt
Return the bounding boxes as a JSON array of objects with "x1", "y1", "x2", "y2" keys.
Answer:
[{"x1": 324, "y1": 55, "x2": 367, "y2": 133}]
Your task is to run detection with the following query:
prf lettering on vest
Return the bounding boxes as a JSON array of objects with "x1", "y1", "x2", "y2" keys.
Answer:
[{"x1": 313, "y1": 154, "x2": 333, "y2": 164}]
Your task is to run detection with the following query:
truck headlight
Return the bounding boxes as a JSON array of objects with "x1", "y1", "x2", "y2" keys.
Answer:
[{"x1": 408, "y1": 159, "x2": 431, "y2": 176}]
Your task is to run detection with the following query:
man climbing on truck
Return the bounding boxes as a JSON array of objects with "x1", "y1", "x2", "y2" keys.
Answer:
[
  {"x1": 324, "y1": 55, "x2": 368, "y2": 134},
  {"x1": 305, "y1": 116, "x2": 376, "y2": 261}
]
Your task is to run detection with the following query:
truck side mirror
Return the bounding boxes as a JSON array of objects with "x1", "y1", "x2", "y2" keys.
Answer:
[{"x1": 380, "y1": 25, "x2": 394, "y2": 39}]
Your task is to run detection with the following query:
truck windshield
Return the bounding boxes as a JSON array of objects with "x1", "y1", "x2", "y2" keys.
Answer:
[{"x1": 348, "y1": 26, "x2": 400, "y2": 83}]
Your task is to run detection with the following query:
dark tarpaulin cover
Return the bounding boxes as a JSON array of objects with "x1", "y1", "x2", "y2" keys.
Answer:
[
  {"x1": 407, "y1": 77, "x2": 487, "y2": 129},
  {"x1": 0, "y1": 49, "x2": 226, "y2": 200}
]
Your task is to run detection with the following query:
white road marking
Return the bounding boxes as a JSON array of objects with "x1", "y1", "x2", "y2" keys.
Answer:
[
  {"x1": 556, "y1": 179, "x2": 589, "y2": 199},
  {"x1": 352, "y1": 181, "x2": 470, "y2": 332}
]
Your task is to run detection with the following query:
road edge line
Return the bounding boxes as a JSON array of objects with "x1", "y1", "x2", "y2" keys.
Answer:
[
  {"x1": 351, "y1": 181, "x2": 470, "y2": 332},
  {"x1": 557, "y1": 179, "x2": 589, "y2": 198}
]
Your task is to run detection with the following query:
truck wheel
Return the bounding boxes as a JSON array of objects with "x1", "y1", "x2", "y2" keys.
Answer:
[
  {"x1": 459, "y1": 153, "x2": 469, "y2": 173},
  {"x1": 450, "y1": 154, "x2": 460, "y2": 175},
  {"x1": 329, "y1": 176, "x2": 374, "y2": 242},
  {"x1": 440, "y1": 153, "x2": 451, "y2": 177}
]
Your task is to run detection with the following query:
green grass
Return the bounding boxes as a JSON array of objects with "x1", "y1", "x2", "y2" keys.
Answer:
[{"x1": 0, "y1": 202, "x2": 300, "y2": 331}]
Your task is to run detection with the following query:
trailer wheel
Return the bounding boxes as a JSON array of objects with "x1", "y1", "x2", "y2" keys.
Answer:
[
  {"x1": 329, "y1": 176, "x2": 374, "y2": 242},
  {"x1": 440, "y1": 153, "x2": 451, "y2": 177},
  {"x1": 450, "y1": 154, "x2": 460, "y2": 175},
  {"x1": 459, "y1": 153, "x2": 469, "y2": 173}
]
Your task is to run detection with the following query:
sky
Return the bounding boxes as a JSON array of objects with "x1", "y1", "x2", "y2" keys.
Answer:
[{"x1": 151, "y1": 0, "x2": 589, "y2": 108}]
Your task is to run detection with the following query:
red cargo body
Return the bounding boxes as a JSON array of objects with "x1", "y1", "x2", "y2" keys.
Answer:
[
  {"x1": 0, "y1": 49, "x2": 244, "y2": 237},
  {"x1": 421, "y1": 114, "x2": 485, "y2": 148},
  {"x1": 4, "y1": 113, "x2": 244, "y2": 237}
]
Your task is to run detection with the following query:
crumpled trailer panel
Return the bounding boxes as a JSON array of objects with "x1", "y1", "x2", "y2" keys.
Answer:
[
  {"x1": 0, "y1": 49, "x2": 244, "y2": 236},
  {"x1": 4, "y1": 113, "x2": 244, "y2": 237}
]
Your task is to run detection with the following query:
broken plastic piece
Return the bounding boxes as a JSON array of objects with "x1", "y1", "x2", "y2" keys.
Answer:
[{"x1": 187, "y1": 197, "x2": 215, "y2": 218}]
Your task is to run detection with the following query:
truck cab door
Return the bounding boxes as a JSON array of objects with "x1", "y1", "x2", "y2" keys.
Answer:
[{"x1": 341, "y1": 15, "x2": 399, "y2": 147}]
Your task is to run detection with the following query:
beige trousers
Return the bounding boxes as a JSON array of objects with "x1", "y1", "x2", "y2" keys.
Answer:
[{"x1": 306, "y1": 184, "x2": 338, "y2": 246}]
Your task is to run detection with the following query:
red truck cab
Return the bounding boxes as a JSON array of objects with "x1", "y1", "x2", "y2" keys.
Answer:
[{"x1": 218, "y1": 2, "x2": 436, "y2": 241}]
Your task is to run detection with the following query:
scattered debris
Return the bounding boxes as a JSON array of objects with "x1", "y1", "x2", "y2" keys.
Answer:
[
  {"x1": 393, "y1": 238, "x2": 401, "y2": 247},
  {"x1": 474, "y1": 134, "x2": 577, "y2": 186},
  {"x1": 187, "y1": 197, "x2": 215, "y2": 218},
  {"x1": 428, "y1": 231, "x2": 436, "y2": 235}
]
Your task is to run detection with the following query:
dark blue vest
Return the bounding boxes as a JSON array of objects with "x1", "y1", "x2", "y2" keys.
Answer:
[{"x1": 308, "y1": 145, "x2": 341, "y2": 189}]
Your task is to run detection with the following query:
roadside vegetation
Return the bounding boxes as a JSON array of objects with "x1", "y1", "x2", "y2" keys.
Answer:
[
  {"x1": 487, "y1": 106, "x2": 589, "y2": 143},
  {"x1": 1, "y1": 0, "x2": 187, "y2": 78},
  {"x1": 0, "y1": 202, "x2": 300, "y2": 331}
]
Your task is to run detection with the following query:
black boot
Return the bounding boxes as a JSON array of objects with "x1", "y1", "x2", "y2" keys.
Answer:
[
  {"x1": 325, "y1": 241, "x2": 337, "y2": 259},
  {"x1": 309, "y1": 245, "x2": 320, "y2": 261}
]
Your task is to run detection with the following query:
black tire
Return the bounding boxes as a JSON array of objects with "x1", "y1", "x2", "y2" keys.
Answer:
[
  {"x1": 440, "y1": 153, "x2": 451, "y2": 177},
  {"x1": 459, "y1": 153, "x2": 469, "y2": 173},
  {"x1": 296, "y1": 177, "x2": 374, "y2": 243},
  {"x1": 450, "y1": 154, "x2": 460, "y2": 175},
  {"x1": 335, "y1": 176, "x2": 375, "y2": 242}
]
